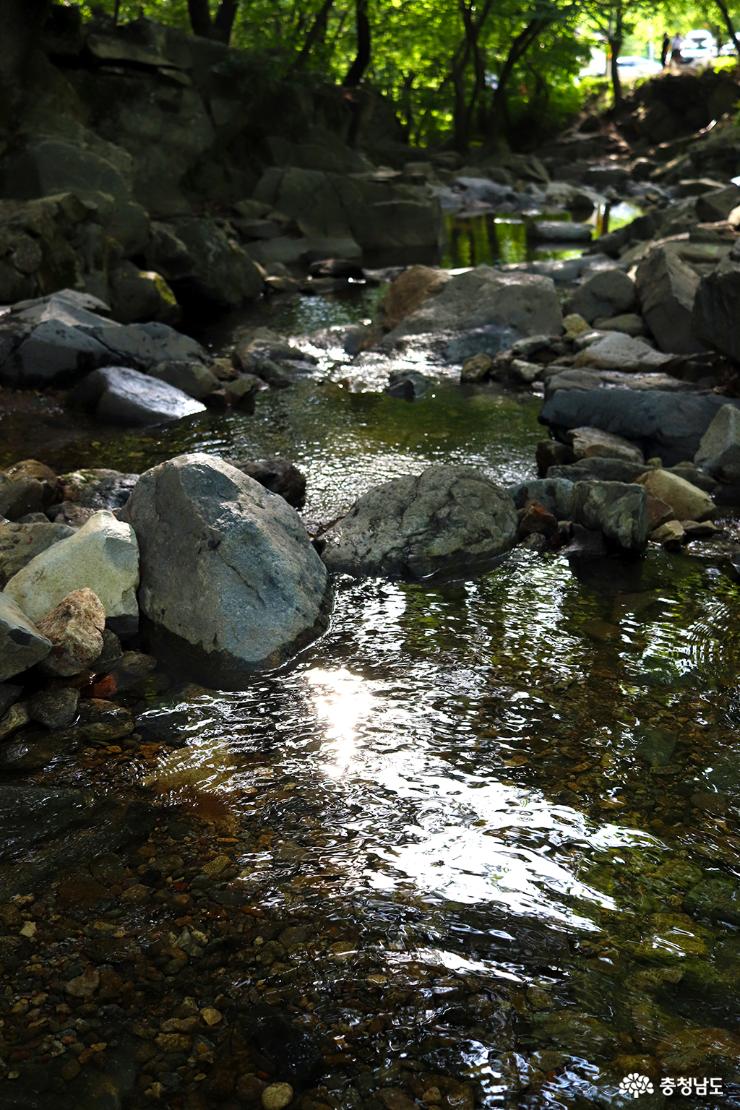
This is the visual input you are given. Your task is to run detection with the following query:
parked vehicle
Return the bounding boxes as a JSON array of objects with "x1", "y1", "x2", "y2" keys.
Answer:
[
  {"x1": 681, "y1": 29, "x2": 718, "y2": 60},
  {"x1": 616, "y1": 55, "x2": 663, "y2": 79}
]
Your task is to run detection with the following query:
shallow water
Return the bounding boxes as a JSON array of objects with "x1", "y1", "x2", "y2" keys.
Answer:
[
  {"x1": 4, "y1": 281, "x2": 740, "y2": 1107},
  {"x1": 441, "y1": 201, "x2": 642, "y2": 269},
  {"x1": 140, "y1": 547, "x2": 740, "y2": 1105}
]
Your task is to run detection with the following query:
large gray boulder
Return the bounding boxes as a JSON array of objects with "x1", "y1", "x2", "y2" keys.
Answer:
[
  {"x1": 5, "y1": 510, "x2": 139, "y2": 635},
  {"x1": 70, "y1": 366, "x2": 206, "y2": 426},
  {"x1": 121, "y1": 454, "x2": 329, "y2": 687},
  {"x1": 511, "y1": 478, "x2": 648, "y2": 551},
  {"x1": 0, "y1": 291, "x2": 210, "y2": 386},
  {"x1": 569, "y1": 269, "x2": 636, "y2": 325},
  {"x1": 694, "y1": 261, "x2": 740, "y2": 361},
  {"x1": 694, "y1": 404, "x2": 740, "y2": 483},
  {"x1": 0, "y1": 594, "x2": 51, "y2": 681},
  {"x1": 540, "y1": 387, "x2": 740, "y2": 465},
  {"x1": 383, "y1": 267, "x2": 562, "y2": 350},
  {"x1": 320, "y1": 465, "x2": 518, "y2": 579},
  {"x1": 635, "y1": 246, "x2": 704, "y2": 354}
]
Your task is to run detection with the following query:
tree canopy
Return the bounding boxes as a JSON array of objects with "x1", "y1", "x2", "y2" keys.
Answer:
[{"x1": 54, "y1": 0, "x2": 740, "y2": 148}]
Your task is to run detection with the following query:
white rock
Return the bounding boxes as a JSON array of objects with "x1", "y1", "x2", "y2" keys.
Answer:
[
  {"x1": 574, "y1": 332, "x2": 672, "y2": 372},
  {"x1": 5, "y1": 510, "x2": 139, "y2": 634}
]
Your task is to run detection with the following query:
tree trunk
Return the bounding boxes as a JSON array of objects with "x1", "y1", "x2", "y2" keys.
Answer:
[
  {"x1": 188, "y1": 0, "x2": 240, "y2": 43},
  {"x1": 609, "y1": 35, "x2": 623, "y2": 106},
  {"x1": 0, "y1": 0, "x2": 50, "y2": 131},
  {"x1": 187, "y1": 0, "x2": 213, "y2": 37},
  {"x1": 213, "y1": 0, "x2": 239, "y2": 43},
  {"x1": 714, "y1": 0, "x2": 740, "y2": 58},
  {"x1": 343, "y1": 0, "x2": 371, "y2": 86},
  {"x1": 296, "y1": 0, "x2": 335, "y2": 68},
  {"x1": 487, "y1": 18, "x2": 549, "y2": 137}
]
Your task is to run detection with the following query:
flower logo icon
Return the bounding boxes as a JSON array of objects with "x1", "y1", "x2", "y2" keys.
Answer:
[{"x1": 619, "y1": 1073, "x2": 655, "y2": 1099}]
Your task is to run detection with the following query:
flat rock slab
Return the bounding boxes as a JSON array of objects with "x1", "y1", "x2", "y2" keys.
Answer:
[
  {"x1": 320, "y1": 465, "x2": 518, "y2": 579},
  {"x1": 574, "y1": 332, "x2": 672, "y2": 372},
  {"x1": 70, "y1": 365, "x2": 206, "y2": 425},
  {"x1": 530, "y1": 220, "x2": 593, "y2": 243},
  {"x1": 540, "y1": 388, "x2": 740, "y2": 466}
]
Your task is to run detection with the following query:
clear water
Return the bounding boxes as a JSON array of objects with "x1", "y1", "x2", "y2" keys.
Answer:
[
  {"x1": 4, "y1": 277, "x2": 739, "y2": 1108},
  {"x1": 441, "y1": 201, "x2": 642, "y2": 269}
]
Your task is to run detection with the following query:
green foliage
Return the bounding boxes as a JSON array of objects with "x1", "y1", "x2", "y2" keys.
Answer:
[{"x1": 62, "y1": 0, "x2": 740, "y2": 147}]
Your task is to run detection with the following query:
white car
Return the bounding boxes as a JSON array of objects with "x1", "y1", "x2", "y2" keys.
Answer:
[
  {"x1": 681, "y1": 29, "x2": 717, "y2": 60},
  {"x1": 616, "y1": 56, "x2": 663, "y2": 79}
]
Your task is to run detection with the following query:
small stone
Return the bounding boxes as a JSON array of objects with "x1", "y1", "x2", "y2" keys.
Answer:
[
  {"x1": 0, "y1": 701, "x2": 30, "y2": 740},
  {"x1": 201, "y1": 1006, "x2": 223, "y2": 1026},
  {"x1": 73, "y1": 698, "x2": 134, "y2": 742},
  {"x1": 262, "y1": 1082, "x2": 294, "y2": 1109},
  {"x1": 563, "y1": 312, "x2": 590, "y2": 338},
  {"x1": 19, "y1": 920, "x2": 37, "y2": 939},
  {"x1": 201, "y1": 854, "x2": 230, "y2": 878},
  {"x1": 65, "y1": 968, "x2": 100, "y2": 998},
  {"x1": 28, "y1": 686, "x2": 80, "y2": 729},
  {"x1": 651, "y1": 520, "x2": 686, "y2": 548},
  {"x1": 155, "y1": 1032, "x2": 192, "y2": 1052},
  {"x1": 460, "y1": 353, "x2": 493, "y2": 383},
  {"x1": 683, "y1": 519, "x2": 720, "y2": 538}
]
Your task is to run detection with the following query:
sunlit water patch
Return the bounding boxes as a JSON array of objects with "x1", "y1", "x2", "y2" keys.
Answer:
[{"x1": 134, "y1": 549, "x2": 740, "y2": 1105}]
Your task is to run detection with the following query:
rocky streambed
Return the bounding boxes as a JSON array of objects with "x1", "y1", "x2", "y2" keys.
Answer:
[{"x1": 2, "y1": 46, "x2": 740, "y2": 1108}]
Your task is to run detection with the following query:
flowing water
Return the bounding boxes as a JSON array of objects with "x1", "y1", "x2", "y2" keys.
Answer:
[{"x1": 3, "y1": 272, "x2": 739, "y2": 1107}]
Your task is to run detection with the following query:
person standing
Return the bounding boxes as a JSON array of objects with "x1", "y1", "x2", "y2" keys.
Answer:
[
  {"x1": 670, "y1": 31, "x2": 684, "y2": 66},
  {"x1": 660, "y1": 32, "x2": 670, "y2": 66}
]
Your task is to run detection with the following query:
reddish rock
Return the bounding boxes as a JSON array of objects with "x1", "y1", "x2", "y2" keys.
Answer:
[{"x1": 36, "y1": 588, "x2": 106, "y2": 677}]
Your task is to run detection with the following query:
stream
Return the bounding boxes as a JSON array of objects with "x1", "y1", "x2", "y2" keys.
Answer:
[{"x1": 2, "y1": 224, "x2": 739, "y2": 1110}]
